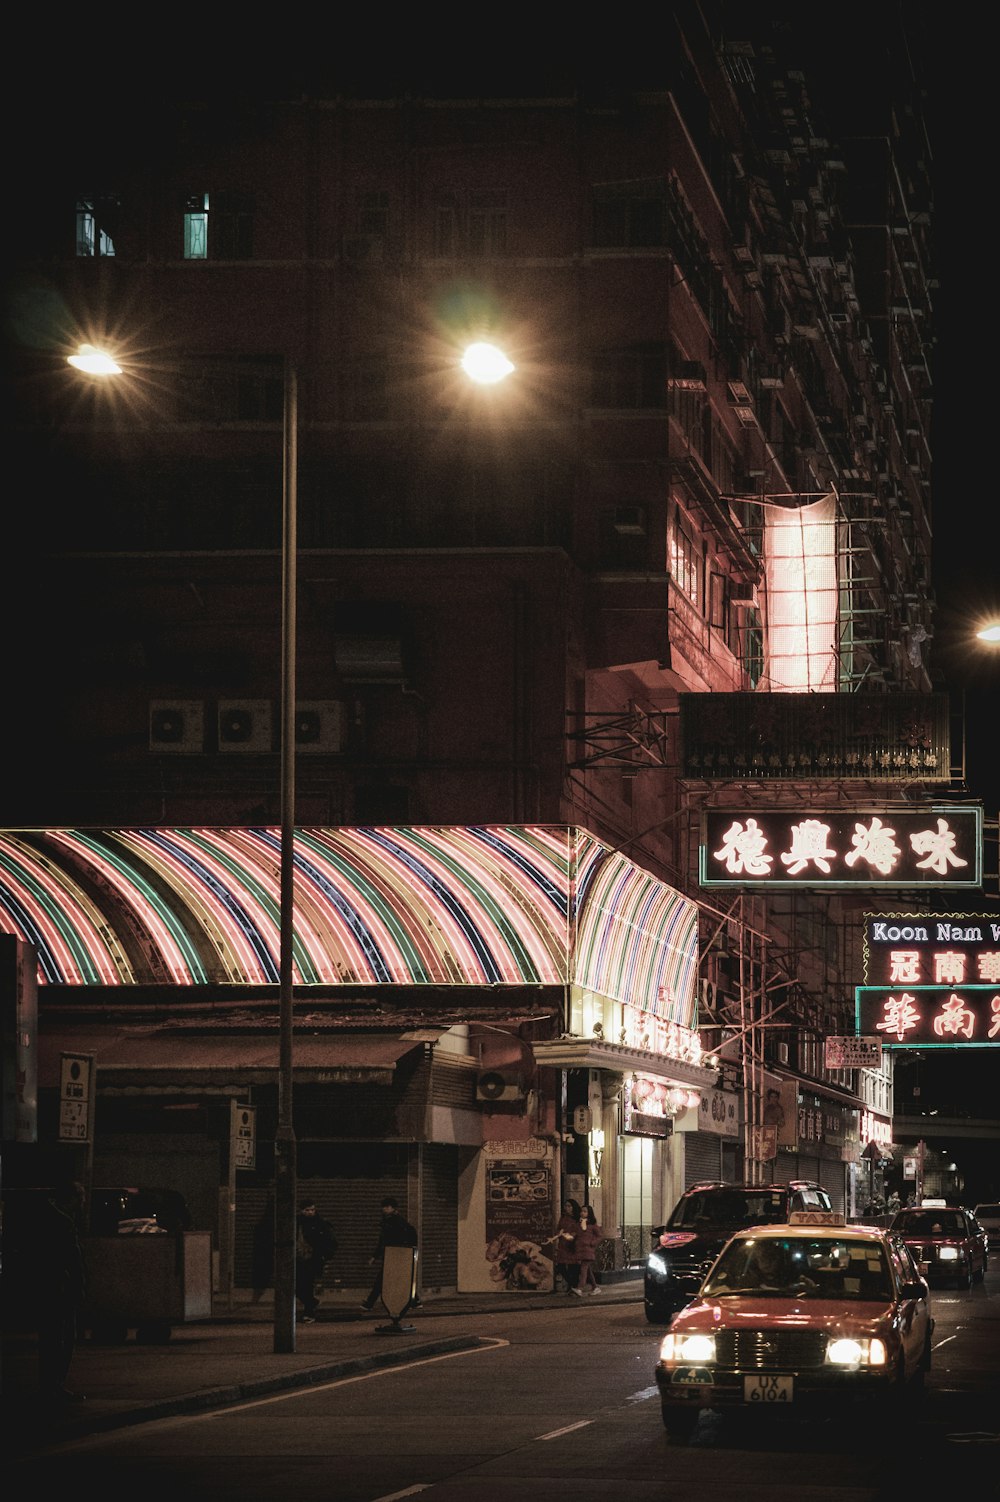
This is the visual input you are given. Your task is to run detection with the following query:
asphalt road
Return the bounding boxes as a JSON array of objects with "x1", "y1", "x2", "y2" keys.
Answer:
[{"x1": 11, "y1": 1273, "x2": 999, "y2": 1500}]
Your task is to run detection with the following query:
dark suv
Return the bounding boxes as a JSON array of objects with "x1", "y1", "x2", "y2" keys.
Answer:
[{"x1": 643, "y1": 1179, "x2": 834, "y2": 1323}]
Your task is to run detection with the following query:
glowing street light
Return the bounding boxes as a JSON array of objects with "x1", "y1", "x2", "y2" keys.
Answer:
[
  {"x1": 460, "y1": 341, "x2": 515, "y2": 385},
  {"x1": 67, "y1": 343, "x2": 122, "y2": 376},
  {"x1": 975, "y1": 622, "x2": 1000, "y2": 643}
]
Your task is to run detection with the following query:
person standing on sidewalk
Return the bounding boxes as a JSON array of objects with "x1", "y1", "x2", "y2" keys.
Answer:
[
  {"x1": 553, "y1": 1197, "x2": 582, "y2": 1293},
  {"x1": 361, "y1": 1196, "x2": 420, "y2": 1312},
  {"x1": 571, "y1": 1203, "x2": 603, "y2": 1295},
  {"x1": 295, "y1": 1199, "x2": 337, "y2": 1322}
]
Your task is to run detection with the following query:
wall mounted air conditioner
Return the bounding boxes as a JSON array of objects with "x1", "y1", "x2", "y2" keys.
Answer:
[
  {"x1": 217, "y1": 700, "x2": 273, "y2": 753},
  {"x1": 476, "y1": 1070, "x2": 526, "y2": 1103},
  {"x1": 295, "y1": 700, "x2": 344, "y2": 754},
  {"x1": 149, "y1": 700, "x2": 204, "y2": 755},
  {"x1": 700, "y1": 978, "x2": 718, "y2": 1011}
]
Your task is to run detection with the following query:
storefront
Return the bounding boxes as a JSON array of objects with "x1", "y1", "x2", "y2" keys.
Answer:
[{"x1": 1, "y1": 824, "x2": 718, "y2": 1297}]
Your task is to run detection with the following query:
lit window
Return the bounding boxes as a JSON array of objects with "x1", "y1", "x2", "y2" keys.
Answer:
[
  {"x1": 76, "y1": 196, "x2": 118, "y2": 257},
  {"x1": 668, "y1": 504, "x2": 702, "y2": 608},
  {"x1": 184, "y1": 193, "x2": 209, "y2": 259}
]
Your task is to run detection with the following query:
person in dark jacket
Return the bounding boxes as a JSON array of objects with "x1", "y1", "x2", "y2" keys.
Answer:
[
  {"x1": 553, "y1": 1197, "x2": 582, "y2": 1293},
  {"x1": 571, "y1": 1203, "x2": 603, "y2": 1295},
  {"x1": 360, "y1": 1196, "x2": 420, "y2": 1312},
  {"x1": 295, "y1": 1199, "x2": 337, "y2": 1322}
]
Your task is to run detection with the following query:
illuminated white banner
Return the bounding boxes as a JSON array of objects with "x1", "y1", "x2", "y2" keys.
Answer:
[{"x1": 700, "y1": 806, "x2": 982, "y2": 888}]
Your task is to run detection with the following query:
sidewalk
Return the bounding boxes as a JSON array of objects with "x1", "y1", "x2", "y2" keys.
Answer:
[{"x1": 3, "y1": 1275, "x2": 643, "y2": 1454}]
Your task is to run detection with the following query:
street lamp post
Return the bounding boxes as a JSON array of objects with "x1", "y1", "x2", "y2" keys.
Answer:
[
  {"x1": 273, "y1": 358, "x2": 298, "y2": 1353},
  {"x1": 68, "y1": 343, "x2": 301, "y2": 1352}
]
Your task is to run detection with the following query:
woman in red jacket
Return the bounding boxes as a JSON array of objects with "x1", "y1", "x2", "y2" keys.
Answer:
[
  {"x1": 552, "y1": 1197, "x2": 582, "y2": 1293},
  {"x1": 571, "y1": 1204, "x2": 603, "y2": 1295}
]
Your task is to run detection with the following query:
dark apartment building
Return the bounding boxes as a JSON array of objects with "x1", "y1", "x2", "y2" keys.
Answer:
[{"x1": 4, "y1": 11, "x2": 952, "y2": 1297}]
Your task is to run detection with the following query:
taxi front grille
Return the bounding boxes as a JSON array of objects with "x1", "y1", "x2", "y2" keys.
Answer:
[{"x1": 715, "y1": 1329, "x2": 828, "y2": 1370}]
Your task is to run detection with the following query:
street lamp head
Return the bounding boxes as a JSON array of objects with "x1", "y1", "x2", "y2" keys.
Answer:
[
  {"x1": 460, "y1": 341, "x2": 515, "y2": 385},
  {"x1": 67, "y1": 343, "x2": 122, "y2": 376},
  {"x1": 975, "y1": 622, "x2": 1000, "y2": 643}
]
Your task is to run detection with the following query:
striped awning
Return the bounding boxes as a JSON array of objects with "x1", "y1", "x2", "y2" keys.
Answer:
[{"x1": 0, "y1": 825, "x2": 699, "y2": 1027}]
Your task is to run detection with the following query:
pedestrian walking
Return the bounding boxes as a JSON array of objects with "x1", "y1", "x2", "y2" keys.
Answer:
[
  {"x1": 361, "y1": 1196, "x2": 420, "y2": 1312},
  {"x1": 571, "y1": 1204, "x2": 603, "y2": 1295},
  {"x1": 552, "y1": 1197, "x2": 582, "y2": 1293},
  {"x1": 36, "y1": 1180, "x2": 88, "y2": 1402},
  {"x1": 295, "y1": 1199, "x2": 338, "y2": 1322}
]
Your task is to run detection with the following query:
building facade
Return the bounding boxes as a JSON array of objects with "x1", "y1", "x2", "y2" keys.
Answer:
[{"x1": 5, "y1": 13, "x2": 946, "y2": 1291}]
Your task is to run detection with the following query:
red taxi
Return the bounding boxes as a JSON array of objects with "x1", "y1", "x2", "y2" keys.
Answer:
[
  {"x1": 889, "y1": 1201, "x2": 988, "y2": 1288},
  {"x1": 654, "y1": 1212, "x2": 933, "y2": 1441}
]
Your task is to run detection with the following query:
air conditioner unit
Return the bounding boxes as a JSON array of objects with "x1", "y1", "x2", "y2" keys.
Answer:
[
  {"x1": 476, "y1": 1070, "x2": 526, "y2": 1103},
  {"x1": 217, "y1": 700, "x2": 273, "y2": 754},
  {"x1": 149, "y1": 700, "x2": 204, "y2": 755},
  {"x1": 295, "y1": 700, "x2": 344, "y2": 754},
  {"x1": 700, "y1": 978, "x2": 718, "y2": 1011}
]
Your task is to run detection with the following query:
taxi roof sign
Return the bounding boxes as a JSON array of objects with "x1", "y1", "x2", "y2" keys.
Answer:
[{"x1": 787, "y1": 1210, "x2": 847, "y2": 1226}]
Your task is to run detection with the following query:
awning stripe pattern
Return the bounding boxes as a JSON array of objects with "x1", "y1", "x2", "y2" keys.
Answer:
[
  {"x1": 0, "y1": 827, "x2": 698, "y2": 1019},
  {"x1": 574, "y1": 839, "x2": 699, "y2": 1029}
]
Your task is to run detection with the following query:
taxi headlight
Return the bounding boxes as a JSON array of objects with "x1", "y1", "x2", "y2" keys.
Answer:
[
  {"x1": 826, "y1": 1337, "x2": 888, "y2": 1368},
  {"x1": 647, "y1": 1252, "x2": 669, "y2": 1277},
  {"x1": 938, "y1": 1246, "x2": 959, "y2": 1262},
  {"x1": 660, "y1": 1331, "x2": 716, "y2": 1363}
]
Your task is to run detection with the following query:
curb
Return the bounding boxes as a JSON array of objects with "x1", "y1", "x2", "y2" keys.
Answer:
[{"x1": 21, "y1": 1335, "x2": 487, "y2": 1443}]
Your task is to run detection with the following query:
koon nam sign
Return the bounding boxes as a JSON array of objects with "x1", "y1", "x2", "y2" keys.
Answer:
[
  {"x1": 700, "y1": 807, "x2": 982, "y2": 888},
  {"x1": 856, "y1": 912, "x2": 1000, "y2": 1048}
]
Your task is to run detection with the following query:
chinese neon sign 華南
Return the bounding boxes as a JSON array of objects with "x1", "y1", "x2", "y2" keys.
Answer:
[
  {"x1": 855, "y1": 986, "x2": 1000, "y2": 1048},
  {"x1": 700, "y1": 807, "x2": 982, "y2": 888}
]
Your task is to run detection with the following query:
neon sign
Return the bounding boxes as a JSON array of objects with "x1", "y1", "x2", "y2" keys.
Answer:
[
  {"x1": 700, "y1": 807, "x2": 982, "y2": 888},
  {"x1": 855, "y1": 986, "x2": 1000, "y2": 1048}
]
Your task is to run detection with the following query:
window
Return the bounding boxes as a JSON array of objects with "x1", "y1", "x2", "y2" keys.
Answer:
[
  {"x1": 468, "y1": 191, "x2": 507, "y2": 255},
  {"x1": 184, "y1": 191, "x2": 254, "y2": 260},
  {"x1": 600, "y1": 505, "x2": 648, "y2": 569},
  {"x1": 592, "y1": 179, "x2": 666, "y2": 248},
  {"x1": 742, "y1": 612, "x2": 764, "y2": 687},
  {"x1": 668, "y1": 504, "x2": 702, "y2": 608},
  {"x1": 76, "y1": 196, "x2": 119, "y2": 257},
  {"x1": 184, "y1": 193, "x2": 209, "y2": 259},
  {"x1": 591, "y1": 343, "x2": 667, "y2": 409},
  {"x1": 432, "y1": 190, "x2": 508, "y2": 257}
]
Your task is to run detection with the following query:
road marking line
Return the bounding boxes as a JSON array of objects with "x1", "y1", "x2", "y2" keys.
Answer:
[
  {"x1": 538, "y1": 1419, "x2": 592, "y2": 1441},
  {"x1": 371, "y1": 1488, "x2": 433, "y2": 1501},
  {"x1": 627, "y1": 1385, "x2": 659, "y2": 1402}
]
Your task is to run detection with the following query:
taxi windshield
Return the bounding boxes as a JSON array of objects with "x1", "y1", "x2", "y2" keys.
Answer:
[{"x1": 702, "y1": 1237, "x2": 893, "y2": 1300}]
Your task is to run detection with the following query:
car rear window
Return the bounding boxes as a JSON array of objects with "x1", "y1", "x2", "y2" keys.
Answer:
[{"x1": 895, "y1": 1211, "x2": 964, "y2": 1235}]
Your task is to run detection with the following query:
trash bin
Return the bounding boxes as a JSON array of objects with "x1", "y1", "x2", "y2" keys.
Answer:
[{"x1": 84, "y1": 1231, "x2": 213, "y2": 1343}]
